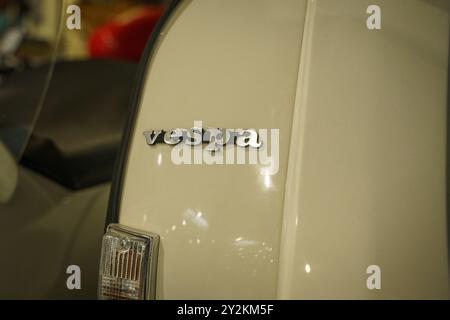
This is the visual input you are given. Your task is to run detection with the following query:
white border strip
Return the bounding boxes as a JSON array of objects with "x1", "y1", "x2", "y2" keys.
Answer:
[{"x1": 277, "y1": 0, "x2": 317, "y2": 299}]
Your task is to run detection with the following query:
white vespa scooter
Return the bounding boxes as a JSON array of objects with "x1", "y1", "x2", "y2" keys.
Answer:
[{"x1": 97, "y1": 0, "x2": 450, "y2": 300}]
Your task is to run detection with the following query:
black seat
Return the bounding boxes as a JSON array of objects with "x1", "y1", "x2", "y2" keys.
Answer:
[{"x1": 0, "y1": 60, "x2": 137, "y2": 189}]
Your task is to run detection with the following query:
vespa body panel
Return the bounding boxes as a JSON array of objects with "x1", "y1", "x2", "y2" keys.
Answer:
[
  {"x1": 111, "y1": 0, "x2": 450, "y2": 299},
  {"x1": 118, "y1": 0, "x2": 307, "y2": 299},
  {"x1": 278, "y1": 0, "x2": 450, "y2": 299}
]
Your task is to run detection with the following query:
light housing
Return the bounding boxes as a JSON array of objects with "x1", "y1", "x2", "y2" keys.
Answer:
[{"x1": 98, "y1": 224, "x2": 159, "y2": 300}]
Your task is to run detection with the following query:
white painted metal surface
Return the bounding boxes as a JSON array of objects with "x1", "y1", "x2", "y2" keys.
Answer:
[
  {"x1": 119, "y1": 0, "x2": 450, "y2": 299},
  {"x1": 278, "y1": 0, "x2": 449, "y2": 299},
  {"x1": 120, "y1": 0, "x2": 307, "y2": 299}
]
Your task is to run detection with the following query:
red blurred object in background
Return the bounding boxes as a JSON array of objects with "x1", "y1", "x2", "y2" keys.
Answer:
[{"x1": 88, "y1": 6, "x2": 165, "y2": 62}]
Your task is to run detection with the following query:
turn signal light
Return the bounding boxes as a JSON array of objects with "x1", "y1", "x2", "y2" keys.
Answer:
[{"x1": 98, "y1": 224, "x2": 159, "y2": 300}]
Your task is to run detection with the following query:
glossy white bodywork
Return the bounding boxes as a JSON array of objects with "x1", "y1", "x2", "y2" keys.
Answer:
[
  {"x1": 120, "y1": 0, "x2": 307, "y2": 299},
  {"x1": 278, "y1": 0, "x2": 449, "y2": 299},
  {"x1": 119, "y1": 0, "x2": 450, "y2": 299}
]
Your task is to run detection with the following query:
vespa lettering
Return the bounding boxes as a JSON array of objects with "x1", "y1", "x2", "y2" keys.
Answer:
[{"x1": 143, "y1": 127, "x2": 262, "y2": 151}]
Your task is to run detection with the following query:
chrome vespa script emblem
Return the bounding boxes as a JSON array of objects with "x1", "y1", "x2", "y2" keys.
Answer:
[
  {"x1": 142, "y1": 121, "x2": 279, "y2": 174},
  {"x1": 143, "y1": 127, "x2": 261, "y2": 152}
]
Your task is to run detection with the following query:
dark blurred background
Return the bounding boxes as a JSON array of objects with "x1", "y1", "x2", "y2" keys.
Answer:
[
  {"x1": 0, "y1": 0, "x2": 169, "y2": 188},
  {"x1": 1, "y1": 0, "x2": 169, "y2": 66},
  {"x1": 0, "y1": 0, "x2": 169, "y2": 299}
]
